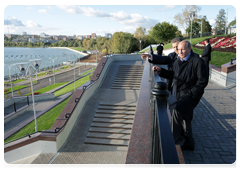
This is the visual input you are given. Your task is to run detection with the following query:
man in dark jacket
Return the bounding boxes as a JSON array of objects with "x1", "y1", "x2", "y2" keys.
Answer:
[
  {"x1": 141, "y1": 37, "x2": 182, "y2": 91},
  {"x1": 200, "y1": 39, "x2": 212, "y2": 74},
  {"x1": 157, "y1": 43, "x2": 164, "y2": 55},
  {"x1": 153, "y1": 40, "x2": 209, "y2": 150}
]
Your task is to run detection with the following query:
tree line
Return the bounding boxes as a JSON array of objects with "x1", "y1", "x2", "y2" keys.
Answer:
[{"x1": 4, "y1": 5, "x2": 235, "y2": 54}]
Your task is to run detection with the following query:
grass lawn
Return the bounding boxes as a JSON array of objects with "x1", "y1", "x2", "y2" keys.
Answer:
[
  {"x1": 4, "y1": 85, "x2": 27, "y2": 95},
  {"x1": 4, "y1": 95, "x2": 72, "y2": 143},
  {"x1": 24, "y1": 82, "x2": 69, "y2": 96},
  {"x1": 54, "y1": 74, "x2": 92, "y2": 97},
  {"x1": 79, "y1": 68, "x2": 95, "y2": 76},
  {"x1": 4, "y1": 79, "x2": 26, "y2": 84},
  {"x1": 192, "y1": 47, "x2": 235, "y2": 67}
]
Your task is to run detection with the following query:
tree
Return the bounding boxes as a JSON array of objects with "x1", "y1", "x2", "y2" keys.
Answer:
[
  {"x1": 215, "y1": 9, "x2": 226, "y2": 30},
  {"x1": 228, "y1": 18, "x2": 236, "y2": 28},
  {"x1": 174, "y1": 5, "x2": 201, "y2": 34},
  {"x1": 134, "y1": 27, "x2": 148, "y2": 50},
  {"x1": 186, "y1": 21, "x2": 200, "y2": 35},
  {"x1": 198, "y1": 16, "x2": 212, "y2": 33},
  {"x1": 148, "y1": 22, "x2": 179, "y2": 43},
  {"x1": 111, "y1": 32, "x2": 136, "y2": 54}
]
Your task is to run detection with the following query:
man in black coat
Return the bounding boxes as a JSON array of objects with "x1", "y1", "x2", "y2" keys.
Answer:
[
  {"x1": 200, "y1": 39, "x2": 212, "y2": 74},
  {"x1": 141, "y1": 37, "x2": 182, "y2": 91},
  {"x1": 153, "y1": 40, "x2": 209, "y2": 150},
  {"x1": 157, "y1": 43, "x2": 163, "y2": 55}
]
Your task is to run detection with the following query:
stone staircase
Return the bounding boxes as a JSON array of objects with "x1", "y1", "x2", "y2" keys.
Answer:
[
  {"x1": 111, "y1": 65, "x2": 144, "y2": 90},
  {"x1": 84, "y1": 103, "x2": 136, "y2": 146}
]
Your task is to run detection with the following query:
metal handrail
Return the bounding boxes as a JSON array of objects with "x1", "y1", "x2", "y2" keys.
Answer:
[
  {"x1": 150, "y1": 63, "x2": 179, "y2": 164},
  {"x1": 5, "y1": 58, "x2": 108, "y2": 145}
]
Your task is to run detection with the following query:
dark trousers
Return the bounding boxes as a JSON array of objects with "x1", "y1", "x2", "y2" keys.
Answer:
[{"x1": 170, "y1": 97, "x2": 198, "y2": 146}]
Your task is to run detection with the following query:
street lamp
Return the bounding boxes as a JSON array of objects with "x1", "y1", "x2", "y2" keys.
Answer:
[
  {"x1": 189, "y1": 11, "x2": 196, "y2": 43},
  {"x1": 139, "y1": 39, "x2": 142, "y2": 51},
  {"x1": 49, "y1": 56, "x2": 57, "y2": 85},
  {"x1": 27, "y1": 65, "x2": 38, "y2": 132},
  {"x1": 4, "y1": 63, "x2": 16, "y2": 98},
  {"x1": 29, "y1": 59, "x2": 42, "y2": 82},
  {"x1": 69, "y1": 60, "x2": 76, "y2": 91}
]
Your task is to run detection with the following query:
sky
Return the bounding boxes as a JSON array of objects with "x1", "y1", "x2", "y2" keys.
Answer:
[{"x1": 2, "y1": 1, "x2": 238, "y2": 37}]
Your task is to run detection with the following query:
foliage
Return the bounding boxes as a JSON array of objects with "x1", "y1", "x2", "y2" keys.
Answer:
[
  {"x1": 199, "y1": 16, "x2": 212, "y2": 33},
  {"x1": 215, "y1": 9, "x2": 226, "y2": 30},
  {"x1": 111, "y1": 32, "x2": 136, "y2": 54},
  {"x1": 148, "y1": 22, "x2": 179, "y2": 43},
  {"x1": 186, "y1": 21, "x2": 200, "y2": 35},
  {"x1": 228, "y1": 19, "x2": 236, "y2": 28},
  {"x1": 174, "y1": 5, "x2": 202, "y2": 33}
]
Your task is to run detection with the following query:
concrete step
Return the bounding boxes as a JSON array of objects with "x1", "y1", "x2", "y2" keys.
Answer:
[
  {"x1": 115, "y1": 75, "x2": 143, "y2": 77},
  {"x1": 96, "y1": 110, "x2": 135, "y2": 115},
  {"x1": 111, "y1": 87, "x2": 140, "y2": 90},
  {"x1": 98, "y1": 106, "x2": 136, "y2": 111},
  {"x1": 91, "y1": 122, "x2": 133, "y2": 129},
  {"x1": 87, "y1": 132, "x2": 130, "y2": 140},
  {"x1": 95, "y1": 113, "x2": 134, "y2": 119},
  {"x1": 93, "y1": 118, "x2": 133, "y2": 124},
  {"x1": 99, "y1": 103, "x2": 136, "y2": 107},
  {"x1": 119, "y1": 65, "x2": 144, "y2": 68},
  {"x1": 112, "y1": 82, "x2": 141, "y2": 85},
  {"x1": 112, "y1": 84, "x2": 141, "y2": 87},
  {"x1": 89, "y1": 127, "x2": 132, "y2": 134},
  {"x1": 85, "y1": 138, "x2": 129, "y2": 146}
]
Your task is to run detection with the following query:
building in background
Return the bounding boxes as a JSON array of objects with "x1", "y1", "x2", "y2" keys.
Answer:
[
  {"x1": 91, "y1": 33, "x2": 97, "y2": 39},
  {"x1": 105, "y1": 33, "x2": 112, "y2": 39}
]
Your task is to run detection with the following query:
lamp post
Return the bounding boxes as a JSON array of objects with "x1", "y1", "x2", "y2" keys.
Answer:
[
  {"x1": 139, "y1": 39, "x2": 142, "y2": 51},
  {"x1": 28, "y1": 65, "x2": 38, "y2": 132},
  {"x1": 15, "y1": 62, "x2": 37, "y2": 132},
  {"x1": 4, "y1": 63, "x2": 16, "y2": 98},
  {"x1": 189, "y1": 11, "x2": 196, "y2": 43},
  {"x1": 49, "y1": 57, "x2": 57, "y2": 85},
  {"x1": 29, "y1": 59, "x2": 42, "y2": 82}
]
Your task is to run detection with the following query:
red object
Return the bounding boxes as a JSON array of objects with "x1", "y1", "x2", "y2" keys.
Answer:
[{"x1": 4, "y1": 90, "x2": 9, "y2": 92}]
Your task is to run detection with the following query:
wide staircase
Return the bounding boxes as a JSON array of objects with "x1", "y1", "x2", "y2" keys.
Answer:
[
  {"x1": 111, "y1": 65, "x2": 144, "y2": 90},
  {"x1": 85, "y1": 103, "x2": 136, "y2": 146}
]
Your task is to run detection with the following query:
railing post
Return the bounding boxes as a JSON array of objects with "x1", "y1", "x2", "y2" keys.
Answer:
[
  {"x1": 13, "y1": 102, "x2": 17, "y2": 112},
  {"x1": 151, "y1": 81, "x2": 169, "y2": 105}
]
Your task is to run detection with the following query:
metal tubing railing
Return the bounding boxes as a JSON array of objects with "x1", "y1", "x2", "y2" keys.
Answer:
[{"x1": 150, "y1": 63, "x2": 180, "y2": 164}]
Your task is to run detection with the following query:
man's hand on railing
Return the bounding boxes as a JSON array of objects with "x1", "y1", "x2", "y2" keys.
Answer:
[
  {"x1": 141, "y1": 54, "x2": 151, "y2": 60},
  {"x1": 153, "y1": 66, "x2": 161, "y2": 72}
]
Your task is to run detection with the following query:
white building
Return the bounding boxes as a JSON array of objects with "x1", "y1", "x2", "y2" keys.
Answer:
[{"x1": 228, "y1": 24, "x2": 236, "y2": 34}]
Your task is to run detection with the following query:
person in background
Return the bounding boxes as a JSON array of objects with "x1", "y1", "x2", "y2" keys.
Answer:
[
  {"x1": 152, "y1": 40, "x2": 208, "y2": 150},
  {"x1": 200, "y1": 39, "x2": 212, "y2": 76},
  {"x1": 157, "y1": 43, "x2": 164, "y2": 56}
]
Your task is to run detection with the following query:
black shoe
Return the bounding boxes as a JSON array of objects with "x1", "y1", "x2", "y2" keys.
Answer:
[
  {"x1": 181, "y1": 143, "x2": 194, "y2": 150},
  {"x1": 181, "y1": 136, "x2": 194, "y2": 150}
]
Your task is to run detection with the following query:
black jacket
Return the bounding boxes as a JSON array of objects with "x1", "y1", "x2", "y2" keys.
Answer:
[
  {"x1": 201, "y1": 44, "x2": 212, "y2": 62},
  {"x1": 157, "y1": 45, "x2": 163, "y2": 55},
  {"x1": 159, "y1": 52, "x2": 208, "y2": 103},
  {"x1": 148, "y1": 52, "x2": 178, "y2": 91}
]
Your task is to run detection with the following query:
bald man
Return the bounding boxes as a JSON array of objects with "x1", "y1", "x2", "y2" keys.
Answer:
[{"x1": 153, "y1": 40, "x2": 208, "y2": 150}]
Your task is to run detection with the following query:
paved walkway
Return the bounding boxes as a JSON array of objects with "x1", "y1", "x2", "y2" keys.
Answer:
[{"x1": 174, "y1": 80, "x2": 236, "y2": 164}]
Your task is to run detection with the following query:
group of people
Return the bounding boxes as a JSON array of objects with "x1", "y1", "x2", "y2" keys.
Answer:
[{"x1": 141, "y1": 38, "x2": 212, "y2": 151}]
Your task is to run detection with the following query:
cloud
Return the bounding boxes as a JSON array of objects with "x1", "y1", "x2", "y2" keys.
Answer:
[
  {"x1": 57, "y1": 5, "x2": 158, "y2": 28},
  {"x1": 38, "y1": 9, "x2": 47, "y2": 14},
  {"x1": 25, "y1": 20, "x2": 42, "y2": 27},
  {"x1": 57, "y1": 5, "x2": 109, "y2": 17},
  {"x1": 4, "y1": 17, "x2": 25, "y2": 26}
]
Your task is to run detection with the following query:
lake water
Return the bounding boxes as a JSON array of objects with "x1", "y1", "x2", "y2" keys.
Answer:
[{"x1": 4, "y1": 47, "x2": 86, "y2": 78}]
